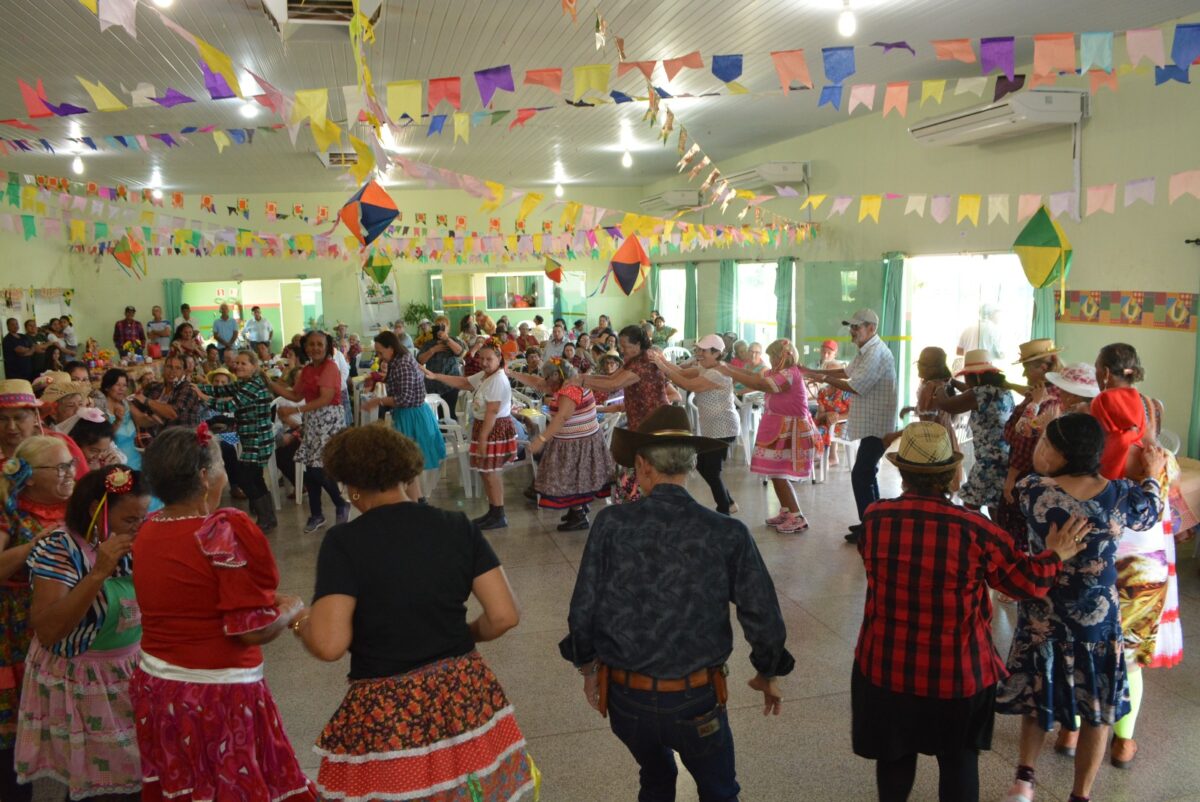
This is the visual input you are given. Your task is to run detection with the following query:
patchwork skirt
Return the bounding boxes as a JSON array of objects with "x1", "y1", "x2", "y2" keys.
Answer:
[
  {"x1": 315, "y1": 651, "x2": 538, "y2": 802},
  {"x1": 534, "y1": 430, "x2": 614, "y2": 509},
  {"x1": 750, "y1": 412, "x2": 817, "y2": 481},
  {"x1": 470, "y1": 416, "x2": 518, "y2": 473}
]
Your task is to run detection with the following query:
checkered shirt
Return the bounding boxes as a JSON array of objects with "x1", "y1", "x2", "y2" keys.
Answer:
[
  {"x1": 846, "y1": 335, "x2": 898, "y2": 441},
  {"x1": 196, "y1": 374, "x2": 275, "y2": 465}
]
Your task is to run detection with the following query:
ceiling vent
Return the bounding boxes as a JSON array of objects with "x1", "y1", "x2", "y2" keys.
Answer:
[
  {"x1": 639, "y1": 190, "x2": 703, "y2": 213},
  {"x1": 722, "y1": 161, "x2": 810, "y2": 189},
  {"x1": 317, "y1": 150, "x2": 357, "y2": 168},
  {"x1": 261, "y1": 0, "x2": 383, "y2": 41},
  {"x1": 909, "y1": 89, "x2": 1089, "y2": 146}
]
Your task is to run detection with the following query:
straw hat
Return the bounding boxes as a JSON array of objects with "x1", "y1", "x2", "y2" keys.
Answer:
[
  {"x1": 206, "y1": 367, "x2": 235, "y2": 383},
  {"x1": 601, "y1": 348, "x2": 624, "y2": 365},
  {"x1": 1014, "y1": 338, "x2": 1061, "y2": 365},
  {"x1": 0, "y1": 379, "x2": 43, "y2": 408},
  {"x1": 1045, "y1": 362, "x2": 1100, "y2": 399},
  {"x1": 956, "y1": 349, "x2": 1003, "y2": 376},
  {"x1": 41, "y1": 378, "x2": 94, "y2": 405},
  {"x1": 610, "y1": 406, "x2": 729, "y2": 469},
  {"x1": 885, "y1": 422, "x2": 964, "y2": 474}
]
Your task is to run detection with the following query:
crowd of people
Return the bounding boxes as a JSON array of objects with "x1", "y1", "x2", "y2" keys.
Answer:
[{"x1": 0, "y1": 297, "x2": 1188, "y2": 802}]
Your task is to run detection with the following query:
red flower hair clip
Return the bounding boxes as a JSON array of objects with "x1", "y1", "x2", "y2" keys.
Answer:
[
  {"x1": 105, "y1": 467, "x2": 134, "y2": 495},
  {"x1": 195, "y1": 422, "x2": 213, "y2": 446}
]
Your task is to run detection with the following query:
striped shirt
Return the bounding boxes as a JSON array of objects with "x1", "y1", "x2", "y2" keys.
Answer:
[
  {"x1": 549, "y1": 386, "x2": 600, "y2": 440},
  {"x1": 197, "y1": 374, "x2": 275, "y2": 464},
  {"x1": 27, "y1": 531, "x2": 132, "y2": 658}
]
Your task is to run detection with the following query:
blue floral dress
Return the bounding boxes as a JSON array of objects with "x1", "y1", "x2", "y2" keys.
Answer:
[
  {"x1": 958, "y1": 384, "x2": 1014, "y2": 508},
  {"x1": 997, "y1": 475, "x2": 1163, "y2": 730}
]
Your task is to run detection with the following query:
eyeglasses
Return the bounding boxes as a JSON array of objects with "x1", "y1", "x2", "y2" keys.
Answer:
[{"x1": 34, "y1": 460, "x2": 77, "y2": 479}]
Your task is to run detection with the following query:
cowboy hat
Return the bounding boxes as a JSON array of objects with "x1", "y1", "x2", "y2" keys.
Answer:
[
  {"x1": 956, "y1": 349, "x2": 1003, "y2": 376},
  {"x1": 611, "y1": 406, "x2": 729, "y2": 468},
  {"x1": 0, "y1": 379, "x2": 43, "y2": 408},
  {"x1": 1014, "y1": 338, "x2": 1061, "y2": 365},
  {"x1": 1045, "y1": 362, "x2": 1100, "y2": 399},
  {"x1": 885, "y1": 422, "x2": 964, "y2": 474}
]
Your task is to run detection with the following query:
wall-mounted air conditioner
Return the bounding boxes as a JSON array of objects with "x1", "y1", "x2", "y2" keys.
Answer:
[
  {"x1": 639, "y1": 190, "x2": 703, "y2": 212},
  {"x1": 262, "y1": 0, "x2": 383, "y2": 41},
  {"x1": 317, "y1": 150, "x2": 357, "y2": 168},
  {"x1": 722, "y1": 162, "x2": 810, "y2": 189},
  {"x1": 909, "y1": 89, "x2": 1088, "y2": 146}
]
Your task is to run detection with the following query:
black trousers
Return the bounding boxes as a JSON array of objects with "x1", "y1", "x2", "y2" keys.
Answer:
[
  {"x1": 239, "y1": 461, "x2": 269, "y2": 501},
  {"x1": 219, "y1": 440, "x2": 242, "y2": 493},
  {"x1": 275, "y1": 436, "x2": 299, "y2": 488},
  {"x1": 304, "y1": 465, "x2": 346, "y2": 517},
  {"x1": 851, "y1": 436, "x2": 888, "y2": 522},
  {"x1": 696, "y1": 436, "x2": 736, "y2": 514},
  {"x1": 875, "y1": 749, "x2": 979, "y2": 802}
]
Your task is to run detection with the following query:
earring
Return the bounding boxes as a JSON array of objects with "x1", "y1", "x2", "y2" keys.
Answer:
[{"x1": 351, "y1": 492, "x2": 361, "y2": 501}]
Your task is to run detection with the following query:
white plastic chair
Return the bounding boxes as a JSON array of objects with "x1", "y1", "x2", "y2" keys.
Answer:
[
  {"x1": 661, "y1": 346, "x2": 692, "y2": 365},
  {"x1": 599, "y1": 413, "x2": 623, "y2": 446},
  {"x1": 685, "y1": 392, "x2": 700, "y2": 434},
  {"x1": 735, "y1": 391, "x2": 764, "y2": 464},
  {"x1": 1160, "y1": 428, "x2": 1181, "y2": 455},
  {"x1": 426, "y1": 393, "x2": 475, "y2": 498}
]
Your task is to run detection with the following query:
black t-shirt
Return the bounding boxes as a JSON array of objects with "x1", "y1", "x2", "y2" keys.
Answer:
[
  {"x1": 2, "y1": 333, "x2": 33, "y2": 380},
  {"x1": 313, "y1": 502, "x2": 501, "y2": 679}
]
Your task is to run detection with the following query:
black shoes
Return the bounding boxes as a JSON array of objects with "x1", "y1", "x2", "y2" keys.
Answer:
[
  {"x1": 557, "y1": 507, "x2": 591, "y2": 532},
  {"x1": 473, "y1": 505, "x2": 509, "y2": 530},
  {"x1": 844, "y1": 523, "x2": 864, "y2": 544}
]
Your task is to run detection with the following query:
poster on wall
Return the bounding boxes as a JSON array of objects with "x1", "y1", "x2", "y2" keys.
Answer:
[{"x1": 358, "y1": 270, "x2": 401, "y2": 336}]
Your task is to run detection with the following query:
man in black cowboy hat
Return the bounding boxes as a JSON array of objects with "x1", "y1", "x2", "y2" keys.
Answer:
[{"x1": 560, "y1": 405, "x2": 794, "y2": 801}]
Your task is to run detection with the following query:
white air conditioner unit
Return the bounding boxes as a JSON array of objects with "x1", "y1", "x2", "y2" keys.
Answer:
[
  {"x1": 722, "y1": 161, "x2": 810, "y2": 189},
  {"x1": 262, "y1": 0, "x2": 383, "y2": 41},
  {"x1": 317, "y1": 150, "x2": 357, "y2": 168},
  {"x1": 639, "y1": 190, "x2": 703, "y2": 212},
  {"x1": 909, "y1": 89, "x2": 1088, "y2": 146}
]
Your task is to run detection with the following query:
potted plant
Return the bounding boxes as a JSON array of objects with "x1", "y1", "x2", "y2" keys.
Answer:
[{"x1": 403, "y1": 301, "x2": 436, "y2": 326}]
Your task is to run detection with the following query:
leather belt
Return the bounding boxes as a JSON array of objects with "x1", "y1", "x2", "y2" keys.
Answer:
[{"x1": 608, "y1": 666, "x2": 716, "y2": 693}]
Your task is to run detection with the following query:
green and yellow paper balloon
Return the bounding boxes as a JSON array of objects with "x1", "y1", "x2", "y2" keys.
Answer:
[{"x1": 1013, "y1": 206, "x2": 1072, "y2": 310}]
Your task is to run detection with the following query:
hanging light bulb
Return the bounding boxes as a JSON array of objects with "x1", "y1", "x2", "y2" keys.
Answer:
[
  {"x1": 239, "y1": 101, "x2": 259, "y2": 119},
  {"x1": 554, "y1": 183, "x2": 564, "y2": 198},
  {"x1": 71, "y1": 156, "x2": 84, "y2": 175},
  {"x1": 837, "y1": 0, "x2": 857, "y2": 37},
  {"x1": 621, "y1": 150, "x2": 633, "y2": 169},
  {"x1": 152, "y1": 188, "x2": 164, "y2": 200}
]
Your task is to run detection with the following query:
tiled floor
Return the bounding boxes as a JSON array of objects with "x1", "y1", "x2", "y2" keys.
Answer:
[{"x1": 32, "y1": 453, "x2": 1200, "y2": 801}]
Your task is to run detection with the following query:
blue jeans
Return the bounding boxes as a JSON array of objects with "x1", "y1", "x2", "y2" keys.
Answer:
[
  {"x1": 607, "y1": 683, "x2": 739, "y2": 802},
  {"x1": 851, "y1": 435, "x2": 887, "y2": 522}
]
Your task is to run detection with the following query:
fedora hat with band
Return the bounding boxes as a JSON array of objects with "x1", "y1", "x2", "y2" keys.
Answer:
[
  {"x1": 956, "y1": 349, "x2": 1003, "y2": 376},
  {"x1": 611, "y1": 405, "x2": 729, "y2": 468},
  {"x1": 1014, "y1": 338, "x2": 1061, "y2": 365},
  {"x1": 0, "y1": 379, "x2": 43, "y2": 408},
  {"x1": 886, "y1": 422, "x2": 964, "y2": 474}
]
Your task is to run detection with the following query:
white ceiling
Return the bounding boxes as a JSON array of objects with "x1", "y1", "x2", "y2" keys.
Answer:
[{"x1": 0, "y1": 0, "x2": 1195, "y2": 193}]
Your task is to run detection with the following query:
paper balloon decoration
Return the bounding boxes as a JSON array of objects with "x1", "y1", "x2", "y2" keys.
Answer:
[
  {"x1": 363, "y1": 250, "x2": 393, "y2": 284},
  {"x1": 339, "y1": 180, "x2": 399, "y2": 248},
  {"x1": 544, "y1": 255, "x2": 564, "y2": 284},
  {"x1": 1013, "y1": 205, "x2": 1072, "y2": 308},
  {"x1": 111, "y1": 232, "x2": 147, "y2": 278},
  {"x1": 608, "y1": 234, "x2": 650, "y2": 295}
]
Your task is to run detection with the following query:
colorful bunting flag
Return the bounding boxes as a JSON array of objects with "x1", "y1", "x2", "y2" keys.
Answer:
[
  {"x1": 428, "y1": 76, "x2": 462, "y2": 112},
  {"x1": 474, "y1": 65, "x2": 515, "y2": 106},
  {"x1": 76, "y1": 76, "x2": 127, "y2": 111},
  {"x1": 386, "y1": 80, "x2": 422, "y2": 122},
  {"x1": 524, "y1": 68, "x2": 563, "y2": 94}
]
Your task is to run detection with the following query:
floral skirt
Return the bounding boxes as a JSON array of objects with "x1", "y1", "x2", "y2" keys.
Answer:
[
  {"x1": 1150, "y1": 520, "x2": 1183, "y2": 669},
  {"x1": 130, "y1": 667, "x2": 316, "y2": 802},
  {"x1": 296, "y1": 404, "x2": 346, "y2": 468},
  {"x1": 750, "y1": 413, "x2": 816, "y2": 481},
  {"x1": 470, "y1": 416, "x2": 518, "y2": 473},
  {"x1": 997, "y1": 627, "x2": 1130, "y2": 730},
  {"x1": 16, "y1": 639, "x2": 141, "y2": 799},
  {"x1": 315, "y1": 651, "x2": 537, "y2": 802},
  {"x1": 534, "y1": 430, "x2": 614, "y2": 509},
  {"x1": 0, "y1": 582, "x2": 33, "y2": 749},
  {"x1": 393, "y1": 404, "x2": 447, "y2": 471}
]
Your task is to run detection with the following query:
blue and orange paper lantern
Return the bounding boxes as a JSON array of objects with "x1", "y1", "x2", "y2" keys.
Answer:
[
  {"x1": 339, "y1": 180, "x2": 399, "y2": 248},
  {"x1": 609, "y1": 234, "x2": 649, "y2": 295}
]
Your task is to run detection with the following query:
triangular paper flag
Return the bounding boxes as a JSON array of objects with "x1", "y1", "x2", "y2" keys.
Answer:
[
  {"x1": 770, "y1": 50, "x2": 812, "y2": 92},
  {"x1": 453, "y1": 112, "x2": 470, "y2": 143},
  {"x1": 987, "y1": 194, "x2": 1010, "y2": 224},
  {"x1": 386, "y1": 80, "x2": 422, "y2": 122},
  {"x1": 904, "y1": 195, "x2": 926, "y2": 217},
  {"x1": 76, "y1": 76, "x2": 127, "y2": 111},
  {"x1": 956, "y1": 194, "x2": 982, "y2": 226},
  {"x1": 291, "y1": 89, "x2": 328, "y2": 126},
  {"x1": 196, "y1": 38, "x2": 243, "y2": 98},
  {"x1": 858, "y1": 195, "x2": 882, "y2": 222},
  {"x1": 573, "y1": 64, "x2": 611, "y2": 101},
  {"x1": 882, "y1": 82, "x2": 908, "y2": 117},
  {"x1": 920, "y1": 79, "x2": 945, "y2": 106}
]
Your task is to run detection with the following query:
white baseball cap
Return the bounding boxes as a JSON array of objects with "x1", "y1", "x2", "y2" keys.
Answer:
[
  {"x1": 695, "y1": 334, "x2": 727, "y2": 351},
  {"x1": 842, "y1": 309, "x2": 879, "y2": 327}
]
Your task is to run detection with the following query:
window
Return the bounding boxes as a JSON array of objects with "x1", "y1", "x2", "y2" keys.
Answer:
[
  {"x1": 429, "y1": 274, "x2": 444, "y2": 316},
  {"x1": 736, "y1": 262, "x2": 778, "y2": 345},
  {"x1": 485, "y1": 273, "x2": 549, "y2": 311},
  {"x1": 657, "y1": 269, "x2": 687, "y2": 341}
]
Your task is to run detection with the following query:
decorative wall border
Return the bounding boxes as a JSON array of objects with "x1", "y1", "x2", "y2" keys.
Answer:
[{"x1": 1054, "y1": 289, "x2": 1196, "y2": 332}]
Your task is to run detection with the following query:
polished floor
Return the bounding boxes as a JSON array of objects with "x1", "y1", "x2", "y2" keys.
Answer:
[{"x1": 32, "y1": 450, "x2": 1200, "y2": 801}]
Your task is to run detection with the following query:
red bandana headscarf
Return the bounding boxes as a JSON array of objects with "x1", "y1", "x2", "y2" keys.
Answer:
[{"x1": 1090, "y1": 387, "x2": 1145, "y2": 480}]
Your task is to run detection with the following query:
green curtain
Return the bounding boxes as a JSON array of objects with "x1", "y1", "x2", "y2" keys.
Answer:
[
  {"x1": 880, "y1": 252, "x2": 908, "y2": 405},
  {"x1": 684, "y1": 262, "x2": 698, "y2": 340},
  {"x1": 649, "y1": 263, "x2": 662, "y2": 315},
  {"x1": 717, "y1": 260, "x2": 738, "y2": 333},
  {"x1": 1032, "y1": 285, "x2": 1056, "y2": 340},
  {"x1": 552, "y1": 285, "x2": 563, "y2": 321},
  {"x1": 163, "y1": 278, "x2": 183, "y2": 322},
  {"x1": 774, "y1": 257, "x2": 794, "y2": 341}
]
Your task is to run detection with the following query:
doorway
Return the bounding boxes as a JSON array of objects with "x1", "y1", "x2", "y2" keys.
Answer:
[
  {"x1": 180, "y1": 278, "x2": 323, "y2": 353},
  {"x1": 904, "y1": 253, "x2": 1033, "y2": 400}
]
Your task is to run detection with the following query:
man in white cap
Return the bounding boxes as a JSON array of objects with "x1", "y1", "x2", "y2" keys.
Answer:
[
  {"x1": 802, "y1": 308, "x2": 897, "y2": 543},
  {"x1": 956, "y1": 303, "x2": 1004, "y2": 363}
]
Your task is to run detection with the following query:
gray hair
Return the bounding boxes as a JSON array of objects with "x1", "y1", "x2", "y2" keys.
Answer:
[
  {"x1": 541, "y1": 360, "x2": 579, "y2": 382},
  {"x1": 636, "y1": 443, "x2": 697, "y2": 476},
  {"x1": 142, "y1": 427, "x2": 224, "y2": 504}
]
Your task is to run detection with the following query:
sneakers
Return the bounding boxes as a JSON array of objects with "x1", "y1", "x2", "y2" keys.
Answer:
[
  {"x1": 765, "y1": 510, "x2": 790, "y2": 526},
  {"x1": 335, "y1": 503, "x2": 351, "y2": 525},
  {"x1": 1110, "y1": 736, "x2": 1138, "y2": 769},
  {"x1": 303, "y1": 515, "x2": 326, "y2": 534},
  {"x1": 474, "y1": 505, "x2": 509, "y2": 530},
  {"x1": 774, "y1": 511, "x2": 810, "y2": 534}
]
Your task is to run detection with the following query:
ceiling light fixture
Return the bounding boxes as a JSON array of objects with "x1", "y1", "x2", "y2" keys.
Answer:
[
  {"x1": 151, "y1": 0, "x2": 174, "y2": 7},
  {"x1": 239, "y1": 101, "x2": 259, "y2": 119},
  {"x1": 71, "y1": 156, "x2": 84, "y2": 175},
  {"x1": 837, "y1": 0, "x2": 857, "y2": 37},
  {"x1": 554, "y1": 183, "x2": 564, "y2": 198},
  {"x1": 152, "y1": 188, "x2": 164, "y2": 200},
  {"x1": 621, "y1": 150, "x2": 633, "y2": 169}
]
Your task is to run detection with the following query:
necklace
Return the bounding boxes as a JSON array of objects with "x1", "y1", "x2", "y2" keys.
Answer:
[{"x1": 153, "y1": 511, "x2": 207, "y2": 522}]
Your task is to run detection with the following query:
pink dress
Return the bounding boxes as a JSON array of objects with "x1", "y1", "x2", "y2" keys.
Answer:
[{"x1": 750, "y1": 366, "x2": 818, "y2": 480}]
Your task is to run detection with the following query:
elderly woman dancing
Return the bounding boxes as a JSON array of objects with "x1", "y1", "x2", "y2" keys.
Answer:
[
  {"x1": 293, "y1": 426, "x2": 537, "y2": 801},
  {"x1": 130, "y1": 426, "x2": 314, "y2": 802}
]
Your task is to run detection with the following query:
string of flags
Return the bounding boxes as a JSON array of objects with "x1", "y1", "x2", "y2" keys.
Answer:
[{"x1": 0, "y1": 124, "x2": 281, "y2": 158}]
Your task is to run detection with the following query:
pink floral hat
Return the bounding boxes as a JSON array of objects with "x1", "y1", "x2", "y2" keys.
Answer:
[{"x1": 1045, "y1": 362, "x2": 1099, "y2": 398}]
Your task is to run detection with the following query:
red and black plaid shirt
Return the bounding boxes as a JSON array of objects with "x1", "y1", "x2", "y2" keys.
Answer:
[{"x1": 855, "y1": 493, "x2": 1062, "y2": 698}]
